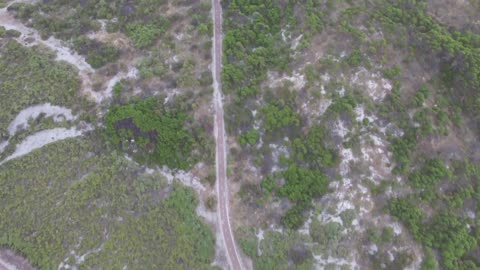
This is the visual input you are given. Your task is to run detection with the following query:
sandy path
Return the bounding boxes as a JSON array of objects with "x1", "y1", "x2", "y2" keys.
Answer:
[
  {"x1": 0, "y1": 2, "x2": 104, "y2": 103},
  {"x1": 0, "y1": 5, "x2": 93, "y2": 73},
  {"x1": 211, "y1": 0, "x2": 244, "y2": 269},
  {"x1": 0, "y1": 1, "x2": 134, "y2": 104}
]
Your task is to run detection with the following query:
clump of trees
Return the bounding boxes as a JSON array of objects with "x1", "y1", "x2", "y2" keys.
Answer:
[{"x1": 104, "y1": 98, "x2": 195, "y2": 170}]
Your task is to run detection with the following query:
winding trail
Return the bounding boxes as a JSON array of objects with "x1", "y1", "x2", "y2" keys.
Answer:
[{"x1": 211, "y1": 1, "x2": 244, "y2": 269}]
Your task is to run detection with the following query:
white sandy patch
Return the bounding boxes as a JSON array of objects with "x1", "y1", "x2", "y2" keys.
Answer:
[
  {"x1": 360, "y1": 135, "x2": 393, "y2": 184},
  {"x1": 267, "y1": 71, "x2": 306, "y2": 90},
  {"x1": 86, "y1": 20, "x2": 107, "y2": 38},
  {"x1": 367, "y1": 244, "x2": 378, "y2": 255},
  {"x1": 318, "y1": 99, "x2": 332, "y2": 115},
  {"x1": 310, "y1": 104, "x2": 424, "y2": 269},
  {"x1": 157, "y1": 165, "x2": 206, "y2": 192},
  {"x1": 145, "y1": 165, "x2": 214, "y2": 223},
  {"x1": 256, "y1": 229, "x2": 264, "y2": 256},
  {"x1": 163, "y1": 89, "x2": 179, "y2": 104},
  {"x1": 280, "y1": 29, "x2": 290, "y2": 42},
  {"x1": 0, "y1": 140, "x2": 8, "y2": 153},
  {"x1": 85, "y1": 66, "x2": 139, "y2": 104},
  {"x1": 390, "y1": 222, "x2": 403, "y2": 236},
  {"x1": 334, "y1": 120, "x2": 350, "y2": 139},
  {"x1": 1, "y1": 125, "x2": 92, "y2": 164},
  {"x1": 351, "y1": 68, "x2": 392, "y2": 102},
  {"x1": 321, "y1": 73, "x2": 331, "y2": 83},
  {"x1": 354, "y1": 105, "x2": 376, "y2": 123},
  {"x1": 104, "y1": 67, "x2": 139, "y2": 99},
  {"x1": 8, "y1": 103, "x2": 76, "y2": 135},
  {"x1": 298, "y1": 211, "x2": 313, "y2": 235},
  {"x1": 74, "y1": 244, "x2": 104, "y2": 265},
  {"x1": 291, "y1": 34, "x2": 303, "y2": 50},
  {"x1": 318, "y1": 213, "x2": 343, "y2": 226},
  {"x1": 301, "y1": 98, "x2": 332, "y2": 126},
  {"x1": 0, "y1": 257, "x2": 17, "y2": 270},
  {"x1": 86, "y1": 19, "x2": 130, "y2": 49},
  {"x1": 313, "y1": 254, "x2": 358, "y2": 270},
  {"x1": 269, "y1": 142, "x2": 290, "y2": 172}
]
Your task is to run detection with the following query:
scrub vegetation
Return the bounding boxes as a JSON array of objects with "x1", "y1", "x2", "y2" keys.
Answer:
[
  {"x1": 0, "y1": 135, "x2": 215, "y2": 269},
  {"x1": 2, "y1": 0, "x2": 480, "y2": 269},
  {"x1": 226, "y1": 0, "x2": 480, "y2": 269},
  {"x1": 0, "y1": 40, "x2": 85, "y2": 138}
]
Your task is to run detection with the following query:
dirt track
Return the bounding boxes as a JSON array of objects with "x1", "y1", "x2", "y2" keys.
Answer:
[{"x1": 211, "y1": 0, "x2": 244, "y2": 269}]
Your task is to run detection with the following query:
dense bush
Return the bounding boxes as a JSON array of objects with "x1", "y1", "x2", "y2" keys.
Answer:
[
  {"x1": 408, "y1": 159, "x2": 450, "y2": 189},
  {"x1": 279, "y1": 165, "x2": 329, "y2": 205},
  {"x1": 73, "y1": 37, "x2": 120, "y2": 68},
  {"x1": 389, "y1": 127, "x2": 418, "y2": 174},
  {"x1": 104, "y1": 98, "x2": 195, "y2": 170},
  {"x1": 388, "y1": 198, "x2": 425, "y2": 237}
]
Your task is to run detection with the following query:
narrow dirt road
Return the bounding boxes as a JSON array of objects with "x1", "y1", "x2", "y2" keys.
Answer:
[{"x1": 211, "y1": 1, "x2": 244, "y2": 270}]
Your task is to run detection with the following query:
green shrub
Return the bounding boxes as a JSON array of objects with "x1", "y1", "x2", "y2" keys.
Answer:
[
  {"x1": 412, "y1": 86, "x2": 429, "y2": 107},
  {"x1": 0, "y1": 26, "x2": 6, "y2": 37},
  {"x1": 239, "y1": 129, "x2": 260, "y2": 146},
  {"x1": 383, "y1": 66, "x2": 401, "y2": 80},
  {"x1": 126, "y1": 23, "x2": 162, "y2": 49},
  {"x1": 6, "y1": 29, "x2": 21, "y2": 37}
]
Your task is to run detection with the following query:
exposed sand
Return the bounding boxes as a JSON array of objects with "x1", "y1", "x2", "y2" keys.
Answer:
[
  {"x1": 7, "y1": 103, "x2": 76, "y2": 136},
  {"x1": 1, "y1": 125, "x2": 92, "y2": 164}
]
